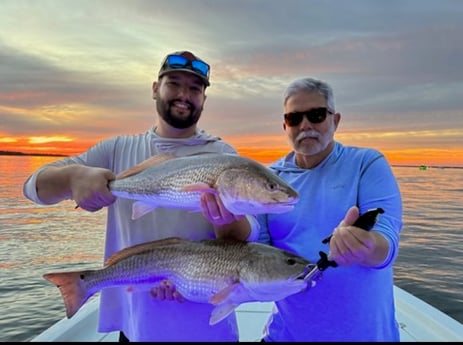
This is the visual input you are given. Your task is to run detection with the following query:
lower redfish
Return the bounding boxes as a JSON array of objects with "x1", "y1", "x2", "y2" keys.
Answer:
[
  {"x1": 43, "y1": 237, "x2": 312, "y2": 325},
  {"x1": 108, "y1": 153, "x2": 299, "y2": 220}
]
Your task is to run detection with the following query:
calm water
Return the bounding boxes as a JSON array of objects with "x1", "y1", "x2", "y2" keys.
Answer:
[{"x1": 0, "y1": 155, "x2": 462, "y2": 342}]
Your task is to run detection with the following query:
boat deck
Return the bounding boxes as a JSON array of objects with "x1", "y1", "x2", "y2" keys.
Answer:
[{"x1": 31, "y1": 286, "x2": 463, "y2": 342}]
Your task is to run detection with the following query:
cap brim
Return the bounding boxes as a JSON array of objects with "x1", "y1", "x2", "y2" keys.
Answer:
[{"x1": 159, "y1": 68, "x2": 210, "y2": 87}]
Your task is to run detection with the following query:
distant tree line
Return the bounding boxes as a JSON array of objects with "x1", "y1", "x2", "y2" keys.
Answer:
[{"x1": 0, "y1": 150, "x2": 67, "y2": 157}]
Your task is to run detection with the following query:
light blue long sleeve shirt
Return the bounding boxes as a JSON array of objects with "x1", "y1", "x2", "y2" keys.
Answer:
[{"x1": 258, "y1": 141, "x2": 403, "y2": 341}]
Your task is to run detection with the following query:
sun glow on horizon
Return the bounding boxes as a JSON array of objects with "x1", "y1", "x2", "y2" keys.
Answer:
[
  {"x1": 28, "y1": 136, "x2": 74, "y2": 144},
  {"x1": 0, "y1": 135, "x2": 96, "y2": 156},
  {"x1": 1, "y1": 133, "x2": 462, "y2": 167},
  {"x1": 0, "y1": 137, "x2": 17, "y2": 143}
]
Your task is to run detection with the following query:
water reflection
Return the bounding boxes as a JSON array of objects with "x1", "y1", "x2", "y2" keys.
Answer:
[{"x1": 0, "y1": 156, "x2": 462, "y2": 341}]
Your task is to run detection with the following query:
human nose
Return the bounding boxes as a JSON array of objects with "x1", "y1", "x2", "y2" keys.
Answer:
[
  {"x1": 299, "y1": 115, "x2": 315, "y2": 130},
  {"x1": 175, "y1": 85, "x2": 191, "y2": 100}
]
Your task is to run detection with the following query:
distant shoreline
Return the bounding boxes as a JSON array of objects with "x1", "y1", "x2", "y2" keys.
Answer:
[
  {"x1": 391, "y1": 164, "x2": 463, "y2": 169},
  {"x1": 0, "y1": 151, "x2": 67, "y2": 157}
]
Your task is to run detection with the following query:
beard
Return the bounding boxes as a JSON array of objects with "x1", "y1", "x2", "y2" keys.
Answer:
[
  {"x1": 156, "y1": 98, "x2": 203, "y2": 129},
  {"x1": 292, "y1": 129, "x2": 334, "y2": 156}
]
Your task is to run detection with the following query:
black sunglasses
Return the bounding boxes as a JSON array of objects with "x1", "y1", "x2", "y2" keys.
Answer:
[{"x1": 283, "y1": 107, "x2": 333, "y2": 127}]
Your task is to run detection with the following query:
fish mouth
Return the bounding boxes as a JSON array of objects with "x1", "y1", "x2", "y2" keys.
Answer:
[
  {"x1": 263, "y1": 198, "x2": 299, "y2": 213},
  {"x1": 267, "y1": 205, "x2": 295, "y2": 214},
  {"x1": 225, "y1": 197, "x2": 299, "y2": 215},
  {"x1": 282, "y1": 195, "x2": 300, "y2": 206}
]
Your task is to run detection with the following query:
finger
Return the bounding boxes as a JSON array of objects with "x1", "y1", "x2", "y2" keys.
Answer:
[
  {"x1": 150, "y1": 287, "x2": 157, "y2": 298},
  {"x1": 214, "y1": 195, "x2": 228, "y2": 214},
  {"x1": 104, "y1": 170, "x2": 116, "y2": 182},
  {"x1": 97, "y1": 193, "x2": 117, "y2": 207},
  {"x1": 205, "y1": 193, "x2": 238, "y2": 224},
  {"x1": 216, "y1": 197, "x2": 235, "y2": 221},
  {"x1": 339, "y1": 206, "x2": 359, "y2": 227},
  {"x1": 78, "y1": 192, "x2": 115, "y2": 211},
  {"x1": 76, "y1": 200, "x2": 103, "y2": 212},
  {"x1": 201, "y1": 193, "x2": 222, "y2": 221},
  {"x1": 150, "y1": 287, "x2": 165, "y2": 300},
  {"x1": 200, "y1": 193, "x2": 211, "y2": 216},
  {"x1": 330, "y1": 228, "x2": 353, "y2": 265},
  {"x1": 162, "y1": 280, "x2": 176, "y2": 300},
  {"x1": 173, "y1": 291, "x2": 186, "y2": 303}
]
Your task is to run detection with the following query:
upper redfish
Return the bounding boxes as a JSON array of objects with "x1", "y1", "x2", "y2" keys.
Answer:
[
  {"x1": 43, "y1": 237, "x2": 312, "y2": 325},
  {"x1": 108, "y1": 153, "x2": 299, "y2": 220}
]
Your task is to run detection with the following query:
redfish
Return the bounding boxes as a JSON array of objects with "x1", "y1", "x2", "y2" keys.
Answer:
[
  {"x1": 108, "y1": 153, "x2": 299, "y2": 219},
  {"x1": 43, "y1": 237, "x2": 312, "y2": 325}
]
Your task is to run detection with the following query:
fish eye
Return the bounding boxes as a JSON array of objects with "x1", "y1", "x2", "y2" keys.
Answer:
[
  {"x1": 286, "y1": 258, "x2": 296, "y2": 265},
  {"x1": 267, "y1": 182, "x2": 277, "y2": 191}
]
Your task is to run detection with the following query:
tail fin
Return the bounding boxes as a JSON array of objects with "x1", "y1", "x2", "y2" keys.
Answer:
[{"x1": 43, "y1": 271, "x2": 91, "y2": 318}]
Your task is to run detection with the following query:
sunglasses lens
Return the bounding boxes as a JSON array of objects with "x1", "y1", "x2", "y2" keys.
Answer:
[
  {"x1": 308, "y1": 108, "x2": 327, "y2": 123},
  {"x1": 284, "y1": 113, "x2": 303, "y2": 127},
  {"x1": 191, "y1": 60, "x2": 210, "y2": 77},
  {"x1": 166, "y1": 55, "x2": 188, "y2": 68},
  {"x1": 284, "y1": 108, "x2": 328, "y2": 127}
]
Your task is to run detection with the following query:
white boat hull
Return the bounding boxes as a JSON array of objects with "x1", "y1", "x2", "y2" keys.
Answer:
[{"x1": 31, "y1": 286, "x2": 463, "y2": 342}]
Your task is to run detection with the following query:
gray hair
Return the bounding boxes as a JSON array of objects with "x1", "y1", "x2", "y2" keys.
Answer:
[{"x1": 283, "y1": 77, "x2": 335, "y2": 112}]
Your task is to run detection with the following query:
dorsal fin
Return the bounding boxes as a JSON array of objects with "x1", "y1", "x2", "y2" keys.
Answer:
[
  {"x1": 104, "y1": 237, "x2": 184, "y2": 267},
  {"x1": 116, "y1": 154, "x2": 177, "y2": 179}
]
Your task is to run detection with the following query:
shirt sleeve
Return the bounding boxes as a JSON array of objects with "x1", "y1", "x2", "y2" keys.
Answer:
[
  {"x1": 358, "y1": 153, "x2": 403, "y2": 269},
  {"x1": 255, "y1": 214, "x2": 272, "y2": 244},
  {"x1": 23, "y1": 166, "x2": 48, "y2": 204},
  {"x1": 22, "y1": 156, "x2": 84, "y2": 204},
  {"x1": 22, "y1": 138, "x2": 116, "y2": 204}
]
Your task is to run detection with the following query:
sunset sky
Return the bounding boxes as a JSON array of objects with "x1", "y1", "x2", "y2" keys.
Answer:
[{"x1": 1, "y1": 0, "x2": 462, "y2": 166}]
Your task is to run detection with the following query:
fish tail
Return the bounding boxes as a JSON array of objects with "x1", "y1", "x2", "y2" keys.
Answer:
[{"x1": 43, "y1": 271, "x2": 91, "y2": 319}]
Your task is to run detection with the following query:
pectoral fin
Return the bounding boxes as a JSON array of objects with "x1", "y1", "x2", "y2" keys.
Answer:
[
  {"x1": 209, "y1": 303, "x2": 238, "y2": 325},
  {"x1": 132, "y1": 201, "x2": 156, "y2": 220},
  {"x1": 181, "y1": 182, "x2": 217, "y2": 194},
  {"x1": 209, "y1": 283, "x2": 240, "y2": 305},
  {"x1": 208, "y1": 283, "x2": 252, "y2": 325}
]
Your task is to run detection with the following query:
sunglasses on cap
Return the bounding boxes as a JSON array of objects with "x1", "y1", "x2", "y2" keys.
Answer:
[
  {"x1": 284, "y1": 107, "x2": 334, "y2": 127},
  {"x1": 164, "y1": 54, "x2": 210, "y2": 78}
]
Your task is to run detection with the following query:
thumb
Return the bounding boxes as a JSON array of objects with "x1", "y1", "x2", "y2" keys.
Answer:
[
  {"x1": 341, "y1": 205, "x2": 360, "y2": 226},
  {"x1": 104, "y1": 170, "x2": 116, "y2": 182}
]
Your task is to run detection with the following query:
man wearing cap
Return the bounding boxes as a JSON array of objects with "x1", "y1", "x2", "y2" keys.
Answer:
[{"x1": 23, "y1": 51, "x2": 258, "y2": 341}]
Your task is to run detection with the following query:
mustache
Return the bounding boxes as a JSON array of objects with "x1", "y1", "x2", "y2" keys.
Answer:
[
  {"x1": 295, "y1": 131, "x2": 320, "y2": 142},
  {"x1": 169, "y1": 99, "x2": 195, "y2": 110}
]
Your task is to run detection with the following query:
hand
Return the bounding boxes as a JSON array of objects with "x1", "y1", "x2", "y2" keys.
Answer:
[
  {"x1": 200, "y1": 193, "x2": 244, "y2": 226},
  {"x1": 328, "y1": 206, "x2": 377, "y2": 266},
  {"x1": 150, "y1": 280, "x2": 185, "y2": 302},
  {"x1": 71, "y1": 166, "x2": 117, "y2": 212}
]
